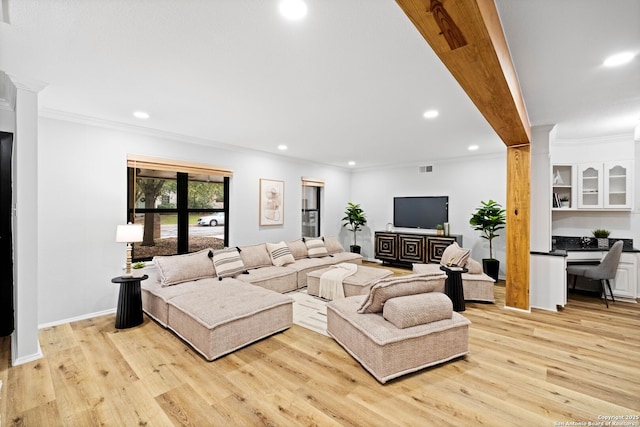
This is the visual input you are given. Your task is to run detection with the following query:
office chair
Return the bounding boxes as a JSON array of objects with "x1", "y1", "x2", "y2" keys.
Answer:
[{"x1": 566, "y1": 240, "x2": 623, "y2": 308}]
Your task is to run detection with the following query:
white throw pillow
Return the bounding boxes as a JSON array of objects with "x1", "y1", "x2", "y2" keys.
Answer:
[
  {"x1": 266, "y1": 241, "x2": 296, "y2": 266},
  {"x1": 304, "y1": 237, "x2": 328, "y2": 258},
  {"x1": 439, "y1": 242, "x2": 471, "y2": 267}
]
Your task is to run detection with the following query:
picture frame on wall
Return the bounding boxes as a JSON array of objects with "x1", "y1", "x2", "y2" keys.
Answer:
[{"x1": 259, "y1": 178, "x2": 284, "y2": 226}]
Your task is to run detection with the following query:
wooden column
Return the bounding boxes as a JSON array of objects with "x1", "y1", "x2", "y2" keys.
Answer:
[
  {"x1": 395, "y1": 0, "x2": 532, "y2": 310},
  {"x1": 506, "y1": 146, "x2": 530, "y2": 310}
]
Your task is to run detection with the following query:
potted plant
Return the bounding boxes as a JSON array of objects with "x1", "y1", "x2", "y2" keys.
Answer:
[
  {"x1": 469, "y1": 199, "x2": 506, "y2": 281},
  {"x1": 342, "y1": 202, "x2": 367, "y2": 254},
  {"x1": 131, "y1": 261, "x2": 146, "y2": 277},
  {"x1": 559, "y1": 196, "x2": 570, "y2": 208},
  {"x1": 592, "y1": 229, "x2": 610, "y2": 249},
  {"x1": 436, "y1": 224, "x2": 444, "y2": 235}
]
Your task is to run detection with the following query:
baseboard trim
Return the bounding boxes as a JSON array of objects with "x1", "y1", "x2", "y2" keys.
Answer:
[{"x1": 38, "y1": 308, "x2": 117, "y2": 329}]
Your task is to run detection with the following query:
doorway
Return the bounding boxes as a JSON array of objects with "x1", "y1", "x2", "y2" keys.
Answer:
[{"x1": 0, "y1": 131, "x2": 14, "y2": 336}]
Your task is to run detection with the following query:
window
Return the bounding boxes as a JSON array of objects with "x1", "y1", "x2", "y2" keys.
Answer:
[
  {"x1": 301, "y1": 177, "x2": 323, "y2": 238},
  {"x1": 127, "y1": 155, "x2": 232, "y2": 261}
]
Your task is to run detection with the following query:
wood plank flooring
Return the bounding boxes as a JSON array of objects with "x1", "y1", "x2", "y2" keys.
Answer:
[{"x1": 1, "y1": 267, "x2": 639, "y2": 426}]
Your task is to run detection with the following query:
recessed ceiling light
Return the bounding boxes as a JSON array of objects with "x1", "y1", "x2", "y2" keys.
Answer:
[
  {"x1": 603, "y1": 52, "x2": 635, "y2": 67},
  {"x1": 348, "y1": 161, "x2": 356, "y2": 166},
  {"x1": 279, "y1": 0, "x2": 307, "y2": 20},
  {"x1": 468, "y1": 145, "x2": 479, "y2": 151},
  {"x1": 423, "y1": 110, "x2": 439, "y2": 119},
  {"x1": 277, "y1": 144, "x2": 288, "y2": 150},
  {"x1": 133, "y1": 111, "x2": 150, "y2": 119}
]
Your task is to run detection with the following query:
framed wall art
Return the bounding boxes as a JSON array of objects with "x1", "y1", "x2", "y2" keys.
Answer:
[{"x1": 259, "y1": 179, "x2": 284, "y2": 226}]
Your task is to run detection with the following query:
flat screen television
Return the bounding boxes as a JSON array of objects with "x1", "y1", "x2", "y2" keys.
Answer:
[{"x1": 393, "y1": 196, "x2": 448, "y2": 229}]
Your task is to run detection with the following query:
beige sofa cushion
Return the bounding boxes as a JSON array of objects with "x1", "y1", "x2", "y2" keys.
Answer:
[
  {"x1": 324, "y1": 236, "x2": 345, "y2": 254},
  {"x1": 440, "y1": 242, "x2": 471, "y2": 267},
  {"x1": 267, "y1": 241, "x2": 296, "y2": 266},
  {"x1": 358, "y1": 273, "x2": 446, "y2": 314},
  {"x1": 465, "y1": 258, "x2": 484, "y2": 274},
  {"x1": 383, "y1": 293, "x2": 453, "y2": 329},
  {"x1": 286, "y1": 239, "x2": 308, "y2": 260},
  {"x1": 153, "y1": 248, "x2": 215, "y2": 286},
  {"x1": 212, "y1": 247, "x2": 246, "y2": 278},
  {"x1": 304, "y1": 237, "x2": 328, "y2": 258},
  {"x1": 239, "y1": 243, "x2": 272, "y2": 269}
]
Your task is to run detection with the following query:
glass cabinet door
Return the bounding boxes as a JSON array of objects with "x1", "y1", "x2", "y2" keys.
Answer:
[
  {"x1": 577, "y1": 163, "x2": 602, "y2": 208},
  {"x1": 604, "y1": 161, "x2": 632, "y2": 209}
]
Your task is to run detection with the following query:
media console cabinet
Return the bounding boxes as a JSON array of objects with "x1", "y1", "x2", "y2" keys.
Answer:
[{"x1": 375, "y1": 231, "x2": 463, "y2": 267}]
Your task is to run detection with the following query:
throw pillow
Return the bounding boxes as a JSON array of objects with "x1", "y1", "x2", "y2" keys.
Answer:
[
  {"x1": 440, "y1": 242, "x2": 471, "y2": 267},
  {"x1": 239, "y1": 243, "x2": 272, "y2": 269},
  {"x1": 383, "y1": 293, "x2": 453, "y2": 328},
  {"x1": 212, "y1": 247, "x2": 246, "y2": 279},
  {"x1": 357, "y1": 273, "x2": 446, "y2": 314},
  {"x1": 466, "y1": 258, "x2": 484, "y2": 274},
  {"x1": 267, "y1": 241, "x2": 296, "y2": 266},
  {"x1": 153, "y1": 248, "x2": 215, "y2": 286},
  {"x1": 304, "y1": 237, "x2": 328, "y2": 258},
  {"x1": 323, "y1": 236, "x2": 344, "y2": 254},
  {"x1": 286, "y1": 239, "x2": 308, "y2": 260}
]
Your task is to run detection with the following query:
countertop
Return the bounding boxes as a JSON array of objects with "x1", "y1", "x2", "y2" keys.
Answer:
[{"x1": 531, "y1": 236, "x2": 639, "y2": 256}]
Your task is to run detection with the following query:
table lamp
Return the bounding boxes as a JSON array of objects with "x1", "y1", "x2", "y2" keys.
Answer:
[{"x1": 116, "y1": 223, "x2": 144, "y2": 277}]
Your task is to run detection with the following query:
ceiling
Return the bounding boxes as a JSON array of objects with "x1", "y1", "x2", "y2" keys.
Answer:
[{"x1": 1, "y1": 0, "x2": 638, "y2": 169}]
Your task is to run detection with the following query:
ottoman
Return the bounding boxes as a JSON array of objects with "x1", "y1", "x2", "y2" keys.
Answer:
[
  {"x1": 306, "y1": 265, "x2": 393, "y2": 298},
  {"x1": 164, "y1": 279, "x2": 293, "y2": 361}
]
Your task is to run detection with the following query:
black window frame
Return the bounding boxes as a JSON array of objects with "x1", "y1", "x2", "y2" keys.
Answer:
[{"x1": 127, "y1": 168, "x2": 229, "y2": 261}]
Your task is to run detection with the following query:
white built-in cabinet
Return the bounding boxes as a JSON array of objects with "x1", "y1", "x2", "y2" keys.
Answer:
[{"x1": 552, "y1": 161, "x2": 632, "y2": 211}]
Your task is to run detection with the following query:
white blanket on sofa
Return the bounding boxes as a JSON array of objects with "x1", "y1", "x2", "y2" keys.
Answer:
[{"x1": 318, "y1": 263, "x2": 358, "y2": 300}]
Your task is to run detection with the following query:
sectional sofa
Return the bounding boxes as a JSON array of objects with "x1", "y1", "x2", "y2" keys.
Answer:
[{"x1": 141, "y1": 236, "x2": 362, "y2": 360}]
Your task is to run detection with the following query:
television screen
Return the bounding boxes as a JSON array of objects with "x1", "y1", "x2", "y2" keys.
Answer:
[{"x1": 393, "y1": 196, "x2": 448, "y2": 229}]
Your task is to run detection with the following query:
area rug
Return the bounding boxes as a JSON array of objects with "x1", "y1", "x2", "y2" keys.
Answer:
[{"x1": 290, "y1": 289, "x2": 329, "y2": 336}]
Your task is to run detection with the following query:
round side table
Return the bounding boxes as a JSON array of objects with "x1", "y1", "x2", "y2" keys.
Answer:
[
  {"x1": 439, "y1": 265, "x2": 467, "y2": 312},
  {"x1": 111, "y1": 275, "x2": 148, "y2": 329}
]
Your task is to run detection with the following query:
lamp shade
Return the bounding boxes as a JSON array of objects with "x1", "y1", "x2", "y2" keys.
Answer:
[{"x1": 115, "y1": 223, "x2": 144, "y2": 243}]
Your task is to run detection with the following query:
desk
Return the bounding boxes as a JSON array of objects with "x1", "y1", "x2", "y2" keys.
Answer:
[
  {"x1": 111, "y1": 275, "x2": 148, "y2": 329},
  {"x1": 440, "y1": 265, "x2": 467, "y2": 312}
]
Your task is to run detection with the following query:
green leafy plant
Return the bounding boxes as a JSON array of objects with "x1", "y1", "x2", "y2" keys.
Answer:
[
  {"x1": 341, "y1": 202, "x2": 367, "y2": 249},
  {"x1": 469, "y1": 199, "x2": 506, "y2": 260},
  {"x1": 132, "y1": 261, "x2": 146, "y2": 269},
  {"x1": 592, "y1": 229, "x2": 610, "y2": 238},
  {"x1": 435, "y1": 224, "x2": 444, "y2": 230}
]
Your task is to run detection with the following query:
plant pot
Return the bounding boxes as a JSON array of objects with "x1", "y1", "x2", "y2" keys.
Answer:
[
  {"x1": 482, "y1": 259, "x2": 500, "y2": 281},
  {"x1": 350, "y1": 245, "x2": 361, "y2": 254},
  {"x1": 132, "y1": 269, "x2": 145, "y2": 278},
  {"x1": 597, "y1": 238, "x2": 609, "y2": 249}
]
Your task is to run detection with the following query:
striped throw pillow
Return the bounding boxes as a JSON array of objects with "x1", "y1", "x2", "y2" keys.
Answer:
[
  {"x1": 304, "y1": 237, "x2": 328, "y2": 258},
  {"x1": 212, "y1": 247, "x2": 246, "y2": 279},
  {"x1": 266, "y1": 241, "x2": 295, "y2": 266}
]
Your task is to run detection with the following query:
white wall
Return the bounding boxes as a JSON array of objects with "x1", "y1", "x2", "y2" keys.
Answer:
[
  {"x1": 37, "y1": 116, "x2": 352, "y2": 325},
  {"x1": 349, "y1": 153, "x2": 508, "y2": 272}
]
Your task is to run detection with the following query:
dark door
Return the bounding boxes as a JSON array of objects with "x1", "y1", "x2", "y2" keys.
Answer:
[{"x1": 0, "y1": 132, "x2": 14, "y2": 336}]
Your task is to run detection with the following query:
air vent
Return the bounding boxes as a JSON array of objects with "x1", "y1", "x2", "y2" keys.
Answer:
[{"x1": 418, "y1": 165, "x2": 433, "y2": 173}]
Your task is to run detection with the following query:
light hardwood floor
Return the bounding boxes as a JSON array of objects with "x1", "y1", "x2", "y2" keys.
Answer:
[{"x1": 1, "y1": 268, "x2": 639, "y2": 426}]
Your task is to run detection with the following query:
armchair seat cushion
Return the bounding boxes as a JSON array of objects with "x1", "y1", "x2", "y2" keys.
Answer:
[{"x1": 327, "y1": 295, "x2": 470, "y2": 383}]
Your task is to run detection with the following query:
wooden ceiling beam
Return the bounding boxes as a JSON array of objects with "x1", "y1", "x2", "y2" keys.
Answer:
[{"x1": 395, "y1": 0, "x2": 531, "y2": 146}]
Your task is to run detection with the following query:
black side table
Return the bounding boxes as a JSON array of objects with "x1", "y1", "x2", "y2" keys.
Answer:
[
  {"x1": 111, "y1": 275, "x2": 148, "y2": 329},
  {"x1": 440, "y1": 265, "x2": 467, "y2": 312}
]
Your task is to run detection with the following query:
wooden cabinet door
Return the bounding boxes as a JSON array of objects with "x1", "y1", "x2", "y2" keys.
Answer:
[
  {"x1": 375, "y1": 232, "x2": 398, "y2": 262},
  {"x1": 398, "y1": 234, "x2": 425, "y2": 264},
  {"x1": 427, "y1": 236, "x2": 456, "y2": 263}
]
